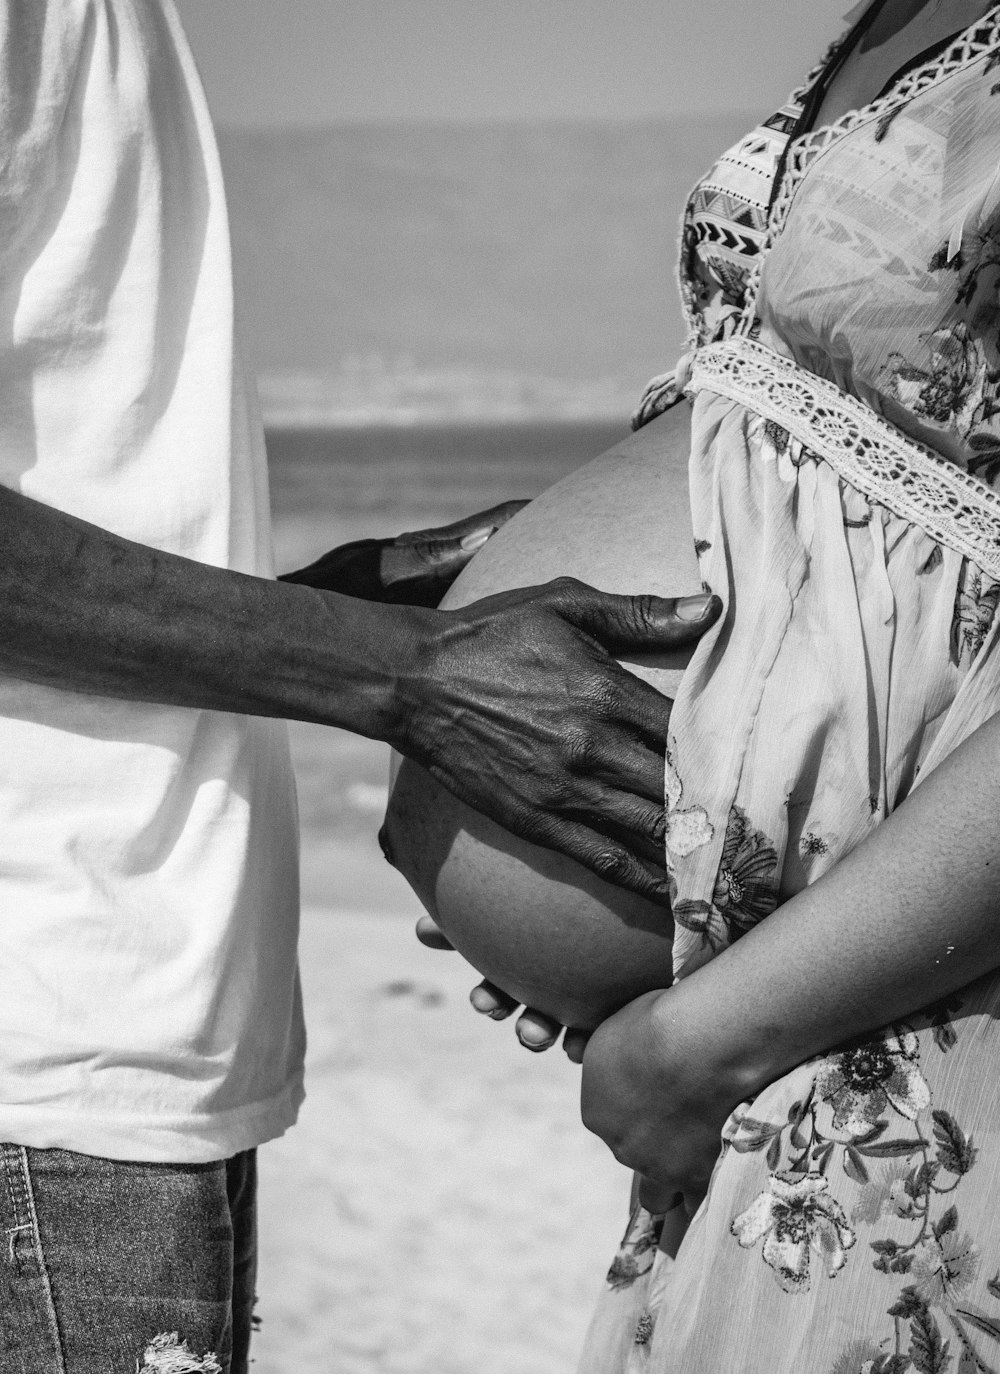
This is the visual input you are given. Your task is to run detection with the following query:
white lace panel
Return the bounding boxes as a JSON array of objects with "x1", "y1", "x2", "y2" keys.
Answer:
[{"x1": 690, "y1": 337, "x2": 1000, "y2": 579}]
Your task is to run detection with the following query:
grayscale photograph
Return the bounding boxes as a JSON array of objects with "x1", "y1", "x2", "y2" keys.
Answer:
[{"x1": 2, "y1": 2, "x2": 1000, "y2": 1372}]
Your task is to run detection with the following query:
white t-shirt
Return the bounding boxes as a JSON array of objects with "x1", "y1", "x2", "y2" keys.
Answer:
[{"x1": 0, "y1": 0, "x2": 305, "y2": 1161}]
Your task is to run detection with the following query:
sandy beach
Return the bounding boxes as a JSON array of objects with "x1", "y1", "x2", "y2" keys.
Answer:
[{"x1": 249, "y1": 722, "x2": 631, "y2": 1374}]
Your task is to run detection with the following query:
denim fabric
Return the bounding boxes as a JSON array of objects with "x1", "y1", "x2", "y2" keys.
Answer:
[{"x1": 0, "y1": 1144, "x2": 256, "y2": 1374}]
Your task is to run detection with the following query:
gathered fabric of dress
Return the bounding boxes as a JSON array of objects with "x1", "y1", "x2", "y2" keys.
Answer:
[{"x1": 580, "y1": 7, "x2": 1000, "y2": 1372}]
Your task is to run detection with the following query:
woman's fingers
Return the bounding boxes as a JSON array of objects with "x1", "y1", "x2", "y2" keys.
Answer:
[
  {"x1": 415, "y1": 936, "x2": 572, "y2": 1053},
  {"x1": 414, "y1": 914, "x2": 454, "y2": 950},
  {"x1": 637, "y1": 1176, "x2": 686, "y2": 1214},
  {"x1": 562, "y1": 1028, "x2": 591, "y2": 1063},
  {"x1": 417, "y1": 936, "x2": 580, "y2": 1056},
  {"x1": 469, "y1": 980, "x2": 519, "y2": 1019},
  {"x1": 469, "y1": 982, "x2": 560, "y2": 1050},
  {"x1": 515, "y1": 1007, "x2": 563, "y2": 1051}
]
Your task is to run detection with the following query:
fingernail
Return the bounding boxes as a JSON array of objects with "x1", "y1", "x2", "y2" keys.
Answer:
[
  {"x1": 676, "y1": 592, "x2": 715, "y2": 621},
  {"x1": 460, "y1": 526, "x2": 495, "y2": 551}
]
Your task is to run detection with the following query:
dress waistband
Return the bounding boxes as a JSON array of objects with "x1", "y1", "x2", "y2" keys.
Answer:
[{"x1": 688, "y1": 336, "x2": 1000, "y2": 579}]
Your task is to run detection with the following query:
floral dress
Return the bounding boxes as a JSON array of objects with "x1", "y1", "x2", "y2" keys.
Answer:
[{"x1": 580, "y1": 7, "x2": 1000, "y2": 1372}]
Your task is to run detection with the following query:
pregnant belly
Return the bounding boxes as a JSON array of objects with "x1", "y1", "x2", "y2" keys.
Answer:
[{"x1": 382, "y1": 407, "x2": 699, "y2": 1028}]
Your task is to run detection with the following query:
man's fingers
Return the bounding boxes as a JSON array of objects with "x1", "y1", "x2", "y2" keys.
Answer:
[
  {"x1": 414, "y1": 914, "x2": 454, "y2": 950},
  {"x1": 553, "y1": 778, "x2": 665, "y2": 866},
  {"x1": 556, "y1": 582, "x2": 722, "y2": 655},
  {"x1": 596, "y1": 796, "x2": 666, "y2": 868},
  {"x1": 396, "y1": 501, "x2": 530, "y2": 559},
  {"x1": 561, "y1": 693, "x2": 671, "y2": 796},
  {"x1": 563, "y1": 1028, "x2": 591, "y2": 1063},
  {"x1": 531, "y1": 812, "x2": 669, "y2": 902}
]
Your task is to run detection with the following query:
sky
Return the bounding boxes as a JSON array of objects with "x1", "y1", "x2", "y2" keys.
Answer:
[{"x1": 174, "y1": 0, "x2": 845, "y2": 128}]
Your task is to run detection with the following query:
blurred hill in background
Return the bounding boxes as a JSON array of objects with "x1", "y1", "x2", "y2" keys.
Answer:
[{"x1": 218, "y1": 115, "x2": 756, "y2": 424}]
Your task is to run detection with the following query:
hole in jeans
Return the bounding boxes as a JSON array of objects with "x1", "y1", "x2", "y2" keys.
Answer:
[{"x1": 136, "y1": 1332, "x2": 222, "y2": 1374}]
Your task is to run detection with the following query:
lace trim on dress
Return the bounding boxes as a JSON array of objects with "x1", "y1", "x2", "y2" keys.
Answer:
[
  {"x1": 735, "y1": 5, "x2": 1000, "y2": 336},
  {"x1": 689, "y1": 337, "x2": 1000, "y2": 578}
]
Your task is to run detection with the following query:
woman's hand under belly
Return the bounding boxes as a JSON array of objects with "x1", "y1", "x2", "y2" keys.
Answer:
[{"x1": 382, "y1": 406, "x2": 700, "y2": 1029}]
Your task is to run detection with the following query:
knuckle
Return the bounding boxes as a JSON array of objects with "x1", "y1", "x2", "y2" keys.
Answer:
[
  {"x1": 574, "y1": 676, "x2": 622, "y2": 728},
  {"x1": 590, "y1": 846, "x2": 632, "y2": 885},
  {"x1": 639, "y1": 806, "x2": 666, "y2": 843},
  {"x1": 562, "y1": 726, "x2": 599, "y2": 774},
  {"x1": 590, "y1": 676, "x2": 621, "y2": 717},
  {"x1": 621, "y1": 593, "x2": 657, "y2": 638},
  {"x1": 633, "y1": 592, "x2": 659, "y2": 624},
  {"x1": 546, "y1": 575, "x2": 585, "y2": 608}
]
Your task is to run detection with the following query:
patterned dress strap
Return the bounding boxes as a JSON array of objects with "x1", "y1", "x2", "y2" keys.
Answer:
[{"x1": 733, "y1": 5, "x2": 1000, "y2": 340}]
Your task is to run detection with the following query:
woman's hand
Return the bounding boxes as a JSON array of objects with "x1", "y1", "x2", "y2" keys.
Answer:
[
  {"x1": 580, "y1": 711, "x2": 1000, "y2": 1214},
  {"x1": 579, "y1": 986, "x2": 744, "y2": 1213},
  {"x1": 280, "y1": 501, "x2": 528, "y2": 606}
]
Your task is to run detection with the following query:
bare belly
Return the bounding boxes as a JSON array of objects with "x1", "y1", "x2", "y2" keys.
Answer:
[{"x1": 382, "y1": 407, "x2": 699, "y2": 1028}]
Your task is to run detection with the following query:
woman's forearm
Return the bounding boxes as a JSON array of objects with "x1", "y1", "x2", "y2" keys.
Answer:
[
  {"x1": 667, "y1": 707, "x2": 1000, "y2": 1095},
  {"x1": 582, "y1": 707, "x2": 1000, "y2": 1198}
]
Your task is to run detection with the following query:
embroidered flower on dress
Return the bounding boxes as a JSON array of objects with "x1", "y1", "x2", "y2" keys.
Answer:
[
  {"x1": 671, "y1": 897, "x2": 729, "y2": 948},
  {"x1": 634, "y1": 1310, "x2": 655, "y2": 1346},
  {"x1": 830, "y1": 1341, "x2": 889, "y2": 1374},
  {"x1": 882, "y1": 323, "x2": 1000, "y2": 482},
  {"x1": 605, "y1": 1207, "x2": 663, "y2": 1291},
  {"x1": 800, "y1": 831, "x2": 829, "y2": 857},
  {"x1": 731, "y1": 1171, "x2": 856, "y2": 1293},
  {"x1": 909, "y1": 1231, "x2": 979, "y2": 1307},
  {"x1": 761, "y1": 419, "x2": 792, "y2": 462},
  {"x1": 712, "y1": 804, "x2": 780, "y2": 940},
  {"x1": 951, "y1": 565, "x2": 1000, "y2": 664},
  {"x1": 814, "y1": 1029, "x2": 931, "y2": 1137},
  {"x1": 884, "y1": 324, "x2": 994, "y2": 428},
  {"x1": 851, "y1": 1161, "x2": 914, "y2": 1226}
]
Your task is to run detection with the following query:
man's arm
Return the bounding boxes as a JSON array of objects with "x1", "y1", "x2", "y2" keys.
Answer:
[
  {"x1": 0, "y1": 481, "x2": 719, "y2": 898},
  {"x1": 581, "y1": 707, "x2": 1000, "y2": 1203}
]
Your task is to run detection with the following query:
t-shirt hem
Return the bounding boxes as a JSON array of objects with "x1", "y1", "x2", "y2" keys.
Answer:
[{"x1": 0, "y1": 1072, "x2": 305, "y2": 1163}]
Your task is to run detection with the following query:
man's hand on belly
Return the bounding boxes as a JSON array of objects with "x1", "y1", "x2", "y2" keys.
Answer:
[
  {"x1": 397, "y1": 577, "x2": 720, "y2": 902},
  {"x1": 280, "y1": 501, "x2": 528, "y2": 606}
]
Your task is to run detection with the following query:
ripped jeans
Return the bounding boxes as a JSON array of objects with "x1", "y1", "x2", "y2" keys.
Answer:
[{"x1": 0, "y1": 1144, "x2": 257, "y2": 1374}]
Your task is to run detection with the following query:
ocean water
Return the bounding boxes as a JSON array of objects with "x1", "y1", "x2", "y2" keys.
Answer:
[
  {"x1": 265, "y1": 420, "x2": 628, "y2": 911},
  {"x1": 266, "y1": 419, "x2": 627, "y2": 568}
]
